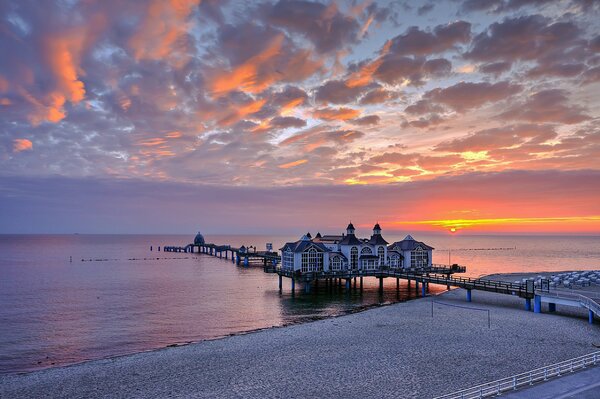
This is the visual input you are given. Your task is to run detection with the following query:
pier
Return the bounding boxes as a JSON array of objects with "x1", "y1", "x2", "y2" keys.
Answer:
[{"x1": 163, "y1": 243, "x2": 280, "y2": 267}]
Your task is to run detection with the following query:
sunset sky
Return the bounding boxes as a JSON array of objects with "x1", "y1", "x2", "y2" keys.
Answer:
[{"x1": 1, "y1": 0, "x2": 599, "y2": 234}]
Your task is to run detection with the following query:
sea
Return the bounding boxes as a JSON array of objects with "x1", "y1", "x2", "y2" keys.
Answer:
[{"x1": 1, "y1": 233, "x2": 599, "y2": 374}]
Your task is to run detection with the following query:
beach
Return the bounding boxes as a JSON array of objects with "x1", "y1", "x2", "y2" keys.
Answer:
[{"x1": 1, "y1": 276, "x2": 598, "y2": 399}]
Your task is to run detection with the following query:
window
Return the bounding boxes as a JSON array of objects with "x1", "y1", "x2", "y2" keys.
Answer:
[
  {"x1": 331, "y1": 256, "x2": 342, "y2": 271},
  {"x1": 377, "y1": 246, "x2": 385, "y2": 266},
  {"x1": 283, "y1": 249, "x2": 294, "y2": 270},
  {"x1": 350, "y1": 247, "x2": 358, "y2": 270},
  {"x1": 389, "y1": 254, "x2": 399, "y2": 268},
  {"x1": 301, "y1": 247, "x2": 323, "y2": 272},
  {"x1": 361, "y1": 247, "x2": 372, "y2": 255},
  {"x1": 411, "y1": 247, "x2": 429, "y2": 268}
]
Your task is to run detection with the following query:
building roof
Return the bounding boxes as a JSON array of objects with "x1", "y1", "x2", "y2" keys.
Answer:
[
  {"x1": 194, "y1": 232, "x2": 205, "y2": 245},
  {"x1": 368, "y1": 234, "x2": 389, "y2": 246},
  {"x1": 329, "y1": 252, "x2": 348, "y2": 261},
  {"x1": 388, "y1": 235, "x2": 434, "y2": 251},
  {"x1": 373, "y1": 223, "x2": 381, "y2": 230},
  {"x1": 313, "y1": 234, "x2": 343, "y2": 243},
  {"x1": 315, "y1": 232, "x2": 322, "y2": 238},
  {"x1": 347, "y1": 222, "x2": 355, "y2": 230},
  {"x1": 339, "y1": 233, "x2": 362, "y2": 246},
  {"x1": 281, "y1": 239, "x2": 329, "y2": 253}
]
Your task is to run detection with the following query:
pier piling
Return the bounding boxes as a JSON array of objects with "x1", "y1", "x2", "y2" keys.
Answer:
[
  {"x1": 534, "y1": 295, "x2": 542, "y2": 313},
  {"x1": 466, "y1": 289, "x2": 472, "y2": 302},
  {"x1": 525, "y1": 298, "x2": 532, "y2": 311}
]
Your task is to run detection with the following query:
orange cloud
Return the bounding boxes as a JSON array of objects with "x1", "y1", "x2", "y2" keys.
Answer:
[
  {"x1": 211, "y1": 35, "x2": 284, "y2": 97},
  {"x1": 165, "y1": 131, "x2": 183, "y2": 138},
  {"x1": 313, "y1": 107, "x2": 361, "y2": 121},
  {"x1": 129, "y1": 0, "x2": 200, "y2": 63},
  {"x1": 0, "y1": 75, "x2": 8, "y2": 92},
  {"x1": 138, "y1": 138, "x2": 167, "y2": 146},
  {"x1": 346, "y1": 40, "x2": 392, "y2": 88},
  {"x1": 44, "y1": 36, "x2": 86, "y2": 103},
  {"x1": 218, "y1": 98, "x2": 267, "y2": 126},
  {"x1": 280, "y1": 97, "x2": 305, "y2": 116},
  {"x1": 0, "y1": 98, "x2": 11, "y2": 105},
  {"x1": 13, "y1": 139, "x2": 33, "y2": 153},
  {"x1": 18, "y1": 89, "x2": 66, "y2": 125},
  {"x1": 279, "y1": 159, "x2": 308, "y2": 168}
]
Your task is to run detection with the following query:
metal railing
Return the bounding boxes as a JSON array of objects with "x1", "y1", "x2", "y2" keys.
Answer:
[
  {"x1": 433, "y1": 351, "x2": 600, "y2": 399},
  {"x1": 538, "y1": 290, "x2": 600, "y2": 316}
]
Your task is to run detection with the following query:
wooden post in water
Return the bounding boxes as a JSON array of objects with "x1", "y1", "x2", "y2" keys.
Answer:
[{"x1": 379, "y1": 277, "x2": 384, "y2": 294}]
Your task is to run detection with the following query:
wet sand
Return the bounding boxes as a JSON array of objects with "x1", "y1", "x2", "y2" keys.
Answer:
[{"x1": 1, "y1": 276, "x2": 599, "y2": 398}]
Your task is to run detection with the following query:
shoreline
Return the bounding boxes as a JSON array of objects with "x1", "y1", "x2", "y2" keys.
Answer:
[{"x1": 1, "y1": 270, "x2": 598, "y2": 398}]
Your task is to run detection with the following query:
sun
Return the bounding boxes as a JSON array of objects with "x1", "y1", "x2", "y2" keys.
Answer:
[{"x1": 450, "y1": 227, "x2": 457, "y2": 233}]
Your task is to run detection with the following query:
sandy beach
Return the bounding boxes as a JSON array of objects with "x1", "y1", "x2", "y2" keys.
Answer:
[{"x1": 1, "y1": 273, "x2": 599, "y2": 399}]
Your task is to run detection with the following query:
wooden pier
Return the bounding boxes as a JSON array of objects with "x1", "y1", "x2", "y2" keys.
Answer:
[{"x1": 163, "y1": 243, "x2": 280, "y2": 267}]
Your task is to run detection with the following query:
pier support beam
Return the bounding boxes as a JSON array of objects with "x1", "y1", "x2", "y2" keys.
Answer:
[
  {"x1": 466, "y1": 289, "x2": 472, "y2": 302},
  {"x1": 243, "y1": 257, "x2": 249, "y2": 267},
  {"x1": 305, "y1": 282, "x2": 311, "y2": 294},
  {"x1": 378, "y1": 277, "x2": 384, "y2": 294},
  {"x1": 421, "y1": 283, "x2": 426, "y2": 297},
  {"x1": 589, "y1": 310, "x2": 594, "y2": 324},
  {"x1": 396, "y1": 278, "x2": 400, "y2": 291},
  {"x1": 360, "y1": 277, "x2": 363, "y2": 291},
  {"x1": 534, "y1": 295, "x2": 542, "y2": 313},
  {"x1": 525, "y1": 298, "x2": 532, "y2": 311},
  {"x1": 346, "y1": 279, "x2": 351, "y2": 290},
  {"x1": 548, "y1": 303, "x2": 556, "y2": 312},
  {"x1": 291, "y1": 279, "x2": 295, "y2": 294},
  {"x1": 415, "y1": 280, "x2": 419, "y2": 295},
  {"x1": 278, "y1": 275, "x2": 282, "y2": 293}
]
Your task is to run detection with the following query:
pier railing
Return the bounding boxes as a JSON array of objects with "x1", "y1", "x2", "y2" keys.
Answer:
[
  {"x1": 538, "y1": 290, "x2": 600, "y2": 317},
  {"x1": 433, "y1": 351, "x2": 600, "y2": 399}
]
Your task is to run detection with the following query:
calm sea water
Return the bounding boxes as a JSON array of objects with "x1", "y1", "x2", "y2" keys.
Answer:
[{"x1": 1, "y1": 233, "x2": 599, "y2": 374}]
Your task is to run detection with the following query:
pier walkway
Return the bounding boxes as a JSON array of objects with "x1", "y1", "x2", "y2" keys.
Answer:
[{"x1": 162, "y1": 239, "x2": 597, "y2": 324}]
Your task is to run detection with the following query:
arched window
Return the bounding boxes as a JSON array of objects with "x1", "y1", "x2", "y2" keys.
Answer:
[
  {"x1": 301, "y1": 247, "x2": 323, "y2": 272},
  {"x1": 283, "y1": 249, "x2": 294, "y2": 270},
  {"x1": 350, "y1": 247, "x2": 358, "y2": 270},
  {"x1": 377, "y1": 246, "x2": 385, "y2": 266},
  {"x1": 410, "y1": 247, "x2": 428, "y2": 268},
  {"x1": 390, "y1": 254, "x2": 399, "y2": 268},
  {"x1": 361, "y1": 247, "x2": 372, "y2": 255},
  {"x1": 331, "y1": 256, "x2": 341, "y2": 271}
]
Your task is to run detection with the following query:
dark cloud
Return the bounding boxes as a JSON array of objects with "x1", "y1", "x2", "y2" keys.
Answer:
[
  {"x1": 417, "y1": 3, "x2": 435, "y2": 15},
  {"x1": 351, "y1": 115, "x2": 380, "y2": 126},
  {"x1": 423, "y1": 81, "x2": 522, "y2": 112},
  {"x1": 405, "y1": 100, "x2": 444, "y2": 115},
  {"x1": 359, "y1": 88, "x2": 400, "y2": 105},
  {"x1": 402, "y1": 114, "x2": 445, "y2": 129},
  {"x1": 422, "y1": 58, "x2": 452, "y2": 76},
  {"x1": 461, "y1": 0, "x2": 555, "y2": 13},
  {"x1": 499, "y1": 89, "x2": 590, "y2": 124},
  {"x1": 315, "y1": 80, "x2": 367, "y2": 104},
  {"x1": 388, "y1": 21, "x2": 471, "y2": 56},
  {"x1": 270, "y1": 116, "x2": 306, "y2": 129},
  {"x1": 478, "y1": 61, "x2": 512, "y2": 76},
  {"x1": 265, "y1": 0, "x2": 360, "y2": 53},
  {"x1": 374, "y1": 55, "x2": 452, "y2": 85},
  {"x1": 465, "y1": 15, "x2": 583, "y2": 64},
  {"x1": 526, "y1": 63, "x2": 585, "y2": 78},
  {"x1": 435, "y1": 124, "x2": 557, "y2": 152}
]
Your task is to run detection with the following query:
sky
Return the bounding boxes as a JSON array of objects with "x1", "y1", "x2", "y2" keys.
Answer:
[{"x1": 0, "y1": 0, "x2": 599, "y2": 235}]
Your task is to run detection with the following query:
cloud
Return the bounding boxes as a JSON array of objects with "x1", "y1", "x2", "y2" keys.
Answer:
[
  {"x1": 315, "y1": 80, "x2": 367, "y2": 104},
  {"x1": 208, "y1": 23, "x2": 322, "y2": 97},
  {"x1": 128, "y1": 0, "x2": 200, "y2": 64},
  {"x1": 270, "y1": 116, "x2": 306, "y2": 129},
  {"x1": 265, "y1": 0, "x2": 360, "y2": 54},
  {"x1": 405, "y1": 100, "x2": 444, "y2": 115},
  {"x1": 526, "y1": 63, "x2": 585, "y2": 78},
  {"x1": 313, "y1": 107, "x2": 361, "y2": 121},
  {"x1": 478, "y1": 61, "x2": 512, "y2": 76},
  {"x1": 388, "y1": 21, "x2": 471, "y2": 56},
  {"x1": 13, "y1": 138, "x2": 32, "y2": 152},
  {"x1": 278, "y1": 159, "x2": 308, "y2": 169},
  {"x1": 465, "y1": 15, "x2": 582, "y2": 64},
  {"x1": 435, "y1": 124, "x2": 557, "y2": 152},
  {"x1": 499, "y1": 89, "x2": 590, "y2": 124},
  {"x1": 359, "y1": 88, "x2": 400, "y2": 105},
  {"x1": 351, "y1": 115, "x2": 380, "y2": 126},
  {"x1": 423, "y1": 81, "x2": 522, "y2": 112}
]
